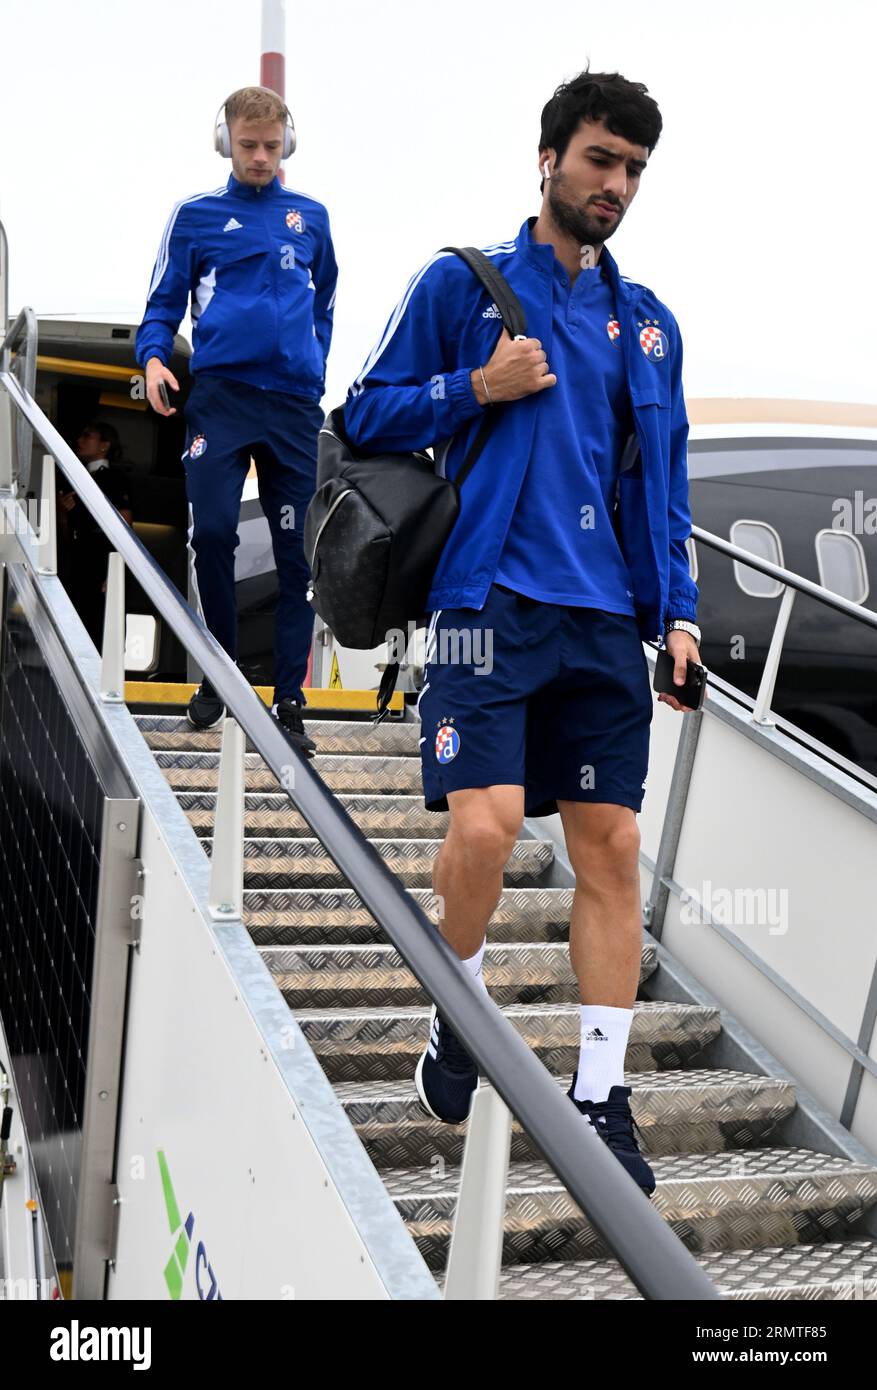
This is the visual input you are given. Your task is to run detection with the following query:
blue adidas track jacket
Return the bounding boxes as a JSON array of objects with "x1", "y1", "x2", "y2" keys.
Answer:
[
  {"x1": 136, "y1": 174, "x2": 337, "y2": 399},
  {"x1": 344, "y1": 217, "x2": 698, "y2": 641}
]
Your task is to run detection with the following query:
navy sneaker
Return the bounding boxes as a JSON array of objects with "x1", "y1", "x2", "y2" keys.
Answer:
[
  {"x1": 272, "y1": 698, "x2": 317, "y2": 759},
  {"x1": 568, "y1": 1078, "x2": 656, "y2": 1197},
  {"x1": 187, "y1": 679, "x2": 224, "y2": 730},
  {"x1": 414, "y1": 1006, "x2": 479, "y2": 1124}
]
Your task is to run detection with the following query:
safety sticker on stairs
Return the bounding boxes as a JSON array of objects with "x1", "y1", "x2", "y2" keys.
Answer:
[{"x1": 329, "y1": 652, "x2": 342, "y2": 689}]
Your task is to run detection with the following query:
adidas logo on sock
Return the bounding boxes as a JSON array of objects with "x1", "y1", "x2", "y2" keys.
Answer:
[
  {"x1": 584, "y1": 1027, "x2": 608, "y2": 1042},
  {"x1": 223, "y1": 217, "x2": 243, "y2": 231}
]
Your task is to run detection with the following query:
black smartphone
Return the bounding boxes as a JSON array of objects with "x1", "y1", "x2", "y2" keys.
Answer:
[
  {"x1": 158, "y1": 380, "x2": 172, "y2": 410},
  {"x1": 653, "y1": 646, "x2": 707, "y2": 710}
]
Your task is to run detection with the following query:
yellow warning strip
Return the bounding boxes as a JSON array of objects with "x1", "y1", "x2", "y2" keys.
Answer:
[
  {"x1": 123, "y1": 681, "x2": 404, "y2": 712},
  {"x1": 36, "y1": 355, "x2": 138, "y2": 382},
  {"x1": 99, "y1": 390, "x2": 147, "y2": 412}
]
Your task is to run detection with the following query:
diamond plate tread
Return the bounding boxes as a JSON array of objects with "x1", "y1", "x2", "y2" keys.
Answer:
[
  {"x1": 332, "y1": 1068, "x2": 795, "y2": 1166},
  {"x1": 296, "y1": 1000, "x2": 720, "y2": 1082},
  {"x1": 159, "y1": 753, "x2": 422, "y2": 794},
  {"x1": 384, "y1": 1149, "x2": 877, "y2": 1269},
  {"x1": 199, "y1": 835, "x2": 553, "y2": 889},
  {"x1": 242, "y1": 886, "x2": 575, "y2": 945},
  {"x1": 136, "y1": 717, "x2": 420, "y2": 757},
  {"x1": 179, "y1": 793, "x2": 449, "y2": 839},
  {"x1": 261, "y1": 940, "x2": 658, "y2": 1008},
  {"x1": 497, "y1": 1239, "x2": 877, "y2": 1300}
]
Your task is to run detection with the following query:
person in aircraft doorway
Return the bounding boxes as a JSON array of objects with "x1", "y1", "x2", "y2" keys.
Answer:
[
  {"x1": 344, "y1": 67, "x2": 704, "y2": 1197},
  {"x1": 58, "y1": 421, "x2": 133, "y2": 647},
  {"x1": 136, "y1": 85, "x2": 338, "y2": 757}
]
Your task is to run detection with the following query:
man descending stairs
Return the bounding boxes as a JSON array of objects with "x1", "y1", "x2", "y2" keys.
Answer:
[{"x1": 135, "y1": 696, "x2": 877, "y2": 1300}]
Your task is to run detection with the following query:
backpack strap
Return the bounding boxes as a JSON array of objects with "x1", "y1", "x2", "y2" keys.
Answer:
[
  {"x1": 438, "y1": 246, "x2": 528, "y2": 490},
  {"x1": 441, "y1": 245, "x2": 528, "y2": 340},
  {"x1": 373, "y1": 248, "x2": 527, "y2": 724}
]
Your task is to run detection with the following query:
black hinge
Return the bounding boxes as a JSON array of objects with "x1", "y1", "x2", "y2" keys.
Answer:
[
  {"x1": 129, "y1": 859, "x2": 145, "y2": 949},
  {"x1": 106, "y1": 1183, "x2": 122, "y2": 1271}
]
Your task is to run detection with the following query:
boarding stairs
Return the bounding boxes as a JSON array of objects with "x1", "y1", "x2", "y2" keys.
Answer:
[{"x1": 130, "y1": 687, "x2": 877, "y2": 1300}]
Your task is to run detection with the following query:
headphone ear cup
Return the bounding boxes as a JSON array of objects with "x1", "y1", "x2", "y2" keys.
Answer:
[
  {"x1": 283, "y1": 120, "x2": 296, "y2": 159},
  {"x1": 215, "y1": 120, "x2": 231, "y2": 158}
]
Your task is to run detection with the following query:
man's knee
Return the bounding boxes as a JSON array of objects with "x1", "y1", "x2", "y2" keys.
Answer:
[
  {"x1": 190, "y1": 516, "x2": 240, "y2": 555},
  {"x1": 565, "y1": 806, "x2": 641, "y2": 881},
  {"x1": 445, "y1": 788, "x2": 524, "y2": 870}
]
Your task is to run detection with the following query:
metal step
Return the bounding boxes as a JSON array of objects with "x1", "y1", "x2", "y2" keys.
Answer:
[
  {"x1": 296, "y1": 1000, "x2": 721, "y2": 1082},
  {"x1": 179, "y1": 792, "x2": 449, "y2": 839},
  {"x1": 498, "y1": 1238, "x2": 877, "y2": 1300},
  {"x1": 242, "y1": 886, "x2": 574, "y2": 945},
  {"x1": 158, "y1": 752, "x2": 422, "y2": 795},
  {"x1": 334, "y1": 1068, "x2": 796, "y2": 1166},
  {"x1": 260, "y1": 940, "x2": 658, "y2": 1009},
  {"x1": 146, "y1": 700, "x2": 877, "y2": 1299},
  {"x1": 200, "y1": 835, "x2": 553, "y2": 889},
  {"x1": 385, "y1": 1149, "x2": 877, "y2": 1270},
  {"x1": 135, "y1": 715, "x2": 420, "y2": 758}
]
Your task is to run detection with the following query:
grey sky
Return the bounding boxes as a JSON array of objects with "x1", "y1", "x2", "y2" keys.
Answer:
[{"x1": 1, "y1": 0, "x2": 874, "y2": 406}]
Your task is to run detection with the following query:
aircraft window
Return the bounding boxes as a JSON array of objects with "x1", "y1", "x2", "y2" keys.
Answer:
[
  {"x1": 730, "y1": 519, "x2": 784, "y2": 598},
  {"x1": 686, "y1": 537, "x2": 698, "y2": 582},
  {"x1": 815, "y1": 528, "x2": 869, "y2": 605}
]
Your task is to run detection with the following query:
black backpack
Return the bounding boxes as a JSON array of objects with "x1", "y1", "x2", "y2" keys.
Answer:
[{"x1": 303, "y1": 246, "x2": 526, "y2": 719}]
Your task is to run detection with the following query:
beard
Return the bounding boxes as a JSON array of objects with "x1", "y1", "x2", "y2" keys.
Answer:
[{"x1": 547, "y1": 170, "x2": 624, "y2": 245}]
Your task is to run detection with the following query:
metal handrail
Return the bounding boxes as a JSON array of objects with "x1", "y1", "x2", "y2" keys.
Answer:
[
  {"x1": 0, "y1": 222, "x2": 8, "y2": 365},
  {"x1": 691, "y1": 523, "x2": 877, "y2": 631},
  {"x1": 0, "y1": 366, "x2": 719, "y2": 1300},
  {"x1": 2, "y1": 308, "x2": 38, "y2": 491}
]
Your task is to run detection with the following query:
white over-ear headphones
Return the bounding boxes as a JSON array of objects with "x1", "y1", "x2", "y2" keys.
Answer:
[{"x1": 214, "y1": 89, "x2": 297, "y2": 159}]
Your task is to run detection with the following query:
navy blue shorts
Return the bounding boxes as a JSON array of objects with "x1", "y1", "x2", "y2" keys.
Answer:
[{"x1": 417, "y1": 584, "x2": 653, "y2": 816}]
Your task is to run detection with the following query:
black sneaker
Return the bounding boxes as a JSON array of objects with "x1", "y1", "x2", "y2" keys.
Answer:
[
  {"x1": 187, "y1": 679, "x2": 225, "y2": 730},
  {"x1": 568, "y1": 1078, "x2": 656, "y2": 1197},
  {"x1": 272, "y1": 698, "x2": 317, "y2": 758},
  {"x1": 414, "y1": 1006, "x2": 479, "y2": 1124}
]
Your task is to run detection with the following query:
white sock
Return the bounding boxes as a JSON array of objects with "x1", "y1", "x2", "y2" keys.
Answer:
[
  {"x1": 461, "y1": 940, "x2": 488, "y2": 995},
  {"x1": 573, "y1": 1004, "x2": 634, "y2": 1103}
]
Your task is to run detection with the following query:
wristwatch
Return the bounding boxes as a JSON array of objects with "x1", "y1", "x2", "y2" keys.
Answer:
[{"x1": 664, "y1": 618, "x2": 702, "y2": 644}]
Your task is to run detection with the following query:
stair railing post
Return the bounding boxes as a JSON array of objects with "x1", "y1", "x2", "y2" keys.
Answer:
[
  {"x1": 208, "y1": 716, "x2": 245, "y2": 920},
  {"x1": 443, "y1": 1081, "x2": 512, "y2": 1300},
  {"x1": 99, "y1": 551, "x2": 125, "y2": 702},
  {"x1": 36, "y1": 453, "x2": 57, "y2": 576},
  {"x1": 752, "y1": 586, "x2": 796, "y2": 726}
]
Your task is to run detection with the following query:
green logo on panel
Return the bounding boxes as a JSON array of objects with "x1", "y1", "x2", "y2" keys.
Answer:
[{"x1": 157, "y1": 1151, "x2": 223, "y2": 1300}]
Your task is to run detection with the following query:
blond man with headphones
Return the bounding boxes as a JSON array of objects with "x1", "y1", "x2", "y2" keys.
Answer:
[{"x1": 136, "y1": 86, "x2": 337, "y2": 752}]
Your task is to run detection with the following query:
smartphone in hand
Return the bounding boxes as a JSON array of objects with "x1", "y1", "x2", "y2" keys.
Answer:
[
  {"x1": 158, "y1": 380, "x2": 172, "y2": 411},
  {"x1": 653, "y1": 646, "x2": 707, "y2": 710}
]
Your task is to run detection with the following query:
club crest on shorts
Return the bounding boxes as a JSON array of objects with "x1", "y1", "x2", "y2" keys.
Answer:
[
  {"x1": 188, "y1": 434, "x2": 207, "y2": 459},
  {"x1": 638, "y1": 319, "x2": 668, "y2": 361},
  {"x1": 435, "y1": 717, "x2": 460, "y2": 763},
  {"x1": 607, "y1": 316, "x2": 620, "y2": 344},
  {"x1": 285, "y1": 209, "x2": 305, "y2": 233}
]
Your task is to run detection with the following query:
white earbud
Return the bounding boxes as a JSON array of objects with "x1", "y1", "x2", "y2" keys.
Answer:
[{"x1": 542, "y1": 161, "x2": 551, "y2": 179}]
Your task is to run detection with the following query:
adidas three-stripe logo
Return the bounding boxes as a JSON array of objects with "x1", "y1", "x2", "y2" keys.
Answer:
[
  {"x1": 427, "y1": 1011, "x2": 440, "y2": 1059},
  {"x1": 223, "y1": 217, "x2": 243, "y2": 232}
]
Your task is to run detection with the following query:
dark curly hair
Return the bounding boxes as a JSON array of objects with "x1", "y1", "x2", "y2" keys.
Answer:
[{"x1": 540, "y1": 65, "x2": 663, "y2": 184}]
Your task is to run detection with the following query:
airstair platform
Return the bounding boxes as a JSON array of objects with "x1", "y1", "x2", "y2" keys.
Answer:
[{"x1": 131, "y1": 694, "x2": 877, "y2": 1300}]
